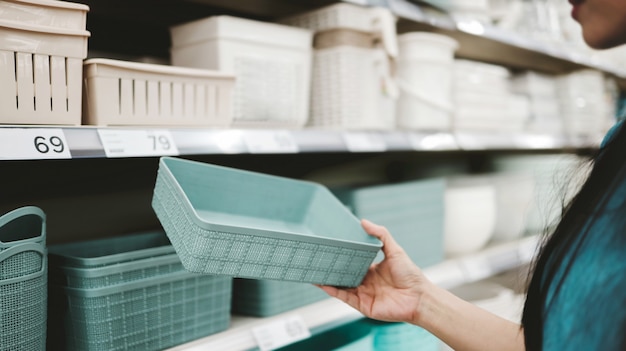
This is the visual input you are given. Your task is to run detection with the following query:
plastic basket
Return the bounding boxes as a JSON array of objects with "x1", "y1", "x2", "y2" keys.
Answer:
[
  {"x1": 281, "y1": 3, "x2": 380, "y2": 33},
  {"x1": 371, "y1": 321, "x2": 439, "y2": 351},
  {"x1": 334, "y1": 179, "x2": 445, "y2": 268},
  {"x1": 309, "y1": 46, "x2": 396, "y2": 130},
  {"x1": 0, "y1": 20, "x2": 89, "y2": 125},
  {"x1": 278, "y1": 319, "x2": 374, "y2": 351},
  {"x1": 170, "y1": 15, "x2": 312, "y2": 128},
  {"x1": 232, "y1": 278, "x2": 328, "y2": 317},
  {"x1": 0, "y1": 0, "x2": 88, "y2": 30},
  {"x1": 0, "y1": 206, "x2": 47, "y2": 351},
  {"x1": 82, "y1": 58, "x2": 235, "y2": 126},
  {"x1": 48, "y1": 231, "x2": 174, "y2": 268},
  {"x1": 51, "y1": 271, "x2": 232, "y2": 351},
  {"x1": 152, "y1": 157, "x2": 381, "y2": 287}
]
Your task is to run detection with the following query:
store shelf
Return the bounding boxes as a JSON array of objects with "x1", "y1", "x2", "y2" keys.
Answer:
[
  {"x1": 386, "y1": 0, "x2": 626, "y2": 83},
  {"x1": 0, "y1": 126, "x2": 601, "y2": 160},
  {"x1": 165, "y1": 234, "x2": 539, "y2": 351}
]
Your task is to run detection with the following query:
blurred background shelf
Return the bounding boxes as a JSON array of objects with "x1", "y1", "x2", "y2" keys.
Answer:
[
  {"x1": 0, "y1": 126, "x2": 601, "y2": 160},
  {"x1": 165, "y1": 234, "x2": 539, "y2": 351}
]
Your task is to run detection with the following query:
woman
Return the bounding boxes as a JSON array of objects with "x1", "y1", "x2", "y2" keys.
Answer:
[{"x1": 320, "y1": 1, "x2": 626, "y2": 349}]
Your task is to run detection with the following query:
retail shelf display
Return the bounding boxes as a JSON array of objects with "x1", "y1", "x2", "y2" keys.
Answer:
[
  {"x1": 0, "y1": 126, "x2": 602, "y2": 160},
  {"x1": 165, "y1": 234, "x2": 540, "y2": 351}
]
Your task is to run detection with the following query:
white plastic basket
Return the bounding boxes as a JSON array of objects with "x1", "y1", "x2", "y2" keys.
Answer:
[
  {"x1": 170, "y1": 16, "x2": 312, "y2": 128},
  {"x1": 0, "y1": 20, "x2": 89, "y2": 125},
  {"x1": 82, "y1": 59, "x2": 235, "y2": 127},
  {"x1": 0, "y1": 0, "x2": 88, "y2": 30},
  {"x1": 310, "y1": 46, "x2": 396, "y2": 130}
]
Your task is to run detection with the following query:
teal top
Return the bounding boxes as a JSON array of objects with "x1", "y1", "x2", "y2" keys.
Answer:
[{"x1": 543, "y1": 122, "x2": 626, "y2": 350}]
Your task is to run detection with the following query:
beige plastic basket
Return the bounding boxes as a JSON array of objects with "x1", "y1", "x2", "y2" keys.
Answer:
[
  {"x1": 0, "y1": 20, "x2": 89, "y2": 125},
  {"x1": 82, "y1": 59, "x2": 235, "y2": 127},
  {"x1": 0, "y1": 0, "x2": 88, "y2": 30}
]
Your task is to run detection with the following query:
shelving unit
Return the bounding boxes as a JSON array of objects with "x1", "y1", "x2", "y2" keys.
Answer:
[
  {"x1": 0, "y1": 0, "x2": 612, "y2": 349},
  {"x1": 166, "y1": 235, "x2": 539, "y2": 351}
]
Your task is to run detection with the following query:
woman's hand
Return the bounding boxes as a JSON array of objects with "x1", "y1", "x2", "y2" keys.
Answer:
[{"x1": 318, "y1": 219, "x2": 431, "y2": 325}]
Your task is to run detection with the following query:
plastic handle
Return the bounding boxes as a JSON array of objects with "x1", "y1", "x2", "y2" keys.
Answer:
[
  {"x1": 0, "y1": 206, "x2": 46, "y2": 247},
  {"x1": 0, "y1": 243, "x2": 46, "y2": 286},
  {"x1": 370, "y1": 7, "x2": 398, "y2": 58}
]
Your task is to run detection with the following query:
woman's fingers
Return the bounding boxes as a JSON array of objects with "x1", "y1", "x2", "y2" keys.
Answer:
[{"x1": 361, "y1": 219, "x2": 405, "y2": 258}]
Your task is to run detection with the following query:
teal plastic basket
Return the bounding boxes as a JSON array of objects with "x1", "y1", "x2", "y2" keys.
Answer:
[
  {"x1": 48, "y1": 231, "x2": 174, "y2": 268},
  {"x1": 54, "y1": 271, "x2": 232, "y2": 351},
  {"x1": 278, "y1": 319, "x2": 374, "y2": 351},
  {"x1": 370, "y1": 321, "x2": 439, "y2": 351},
  {"x1": 152, "y1": 157, "x2": 382, "y2": 287},
  {"x1": 48, "y1": 231, "x2": 232, "y2": 351},
  {"x1": 232, "y1": 278, "x2": 328, "y2": 317},
  {"x1": 333, "y1": 179, "x2": 445, "y2": 268},
  {"x1": 0, "y1": 207, "x2": 47, "y2": 351}
]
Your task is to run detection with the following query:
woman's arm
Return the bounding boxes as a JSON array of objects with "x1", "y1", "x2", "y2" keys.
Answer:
[{"x1": 320, "y1": 219, "x2": 525, "y2": 351}]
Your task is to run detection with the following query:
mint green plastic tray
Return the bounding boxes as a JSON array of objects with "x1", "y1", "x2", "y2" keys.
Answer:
[
  {"x1": 232, "y1": 279, "x2": 328, "y2": 317},
  {"x1": 152, "y1": 157, "x2": 381, "y2": 287}
]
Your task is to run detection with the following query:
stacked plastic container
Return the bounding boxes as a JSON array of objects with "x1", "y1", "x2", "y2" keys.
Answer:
[
  {"x1": 370, "y1": 321, "x2": 439, "y2": 351},
  {"x1": 556, "y1": 69, "x2": 613, "y2": 137},
  {"x1": 170, "y1": 16, "x2": 312, "y2": 128},
  {"x1": 231, "y1": 278, "x2": 328, "y2": 317},
  {"x1": 81, "y1": 58, "x2": 235, "y2": 126},
  {"x1": 511, "y1": 71, "x2": 562, "y2": 135},
  {"x1": 396, "y1": 32, "x2": 458, "y2": 131},
  {"x1": 47, "y1": 231, "x2": 232, "y2": 351},
  {"x1": 0, "y1": 0, "x2": 90, "y2": 125},
  {"x1": 281, "y1": 3, "x2": 399, "y2": 130},
  {"x1": 334, "y1": 178, "x2": 446, "y2": 268},
  {"x1": 0, "y1": 206, "x2": 47, "y2": 351},
  {"x1": 453, "y1": 59, "x2": 530, "y2": 133}
]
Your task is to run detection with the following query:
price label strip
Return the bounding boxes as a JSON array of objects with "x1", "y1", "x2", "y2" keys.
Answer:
[
  {"x1": 252, "y1": 315, "x2": 311, "y2": 351},
  {"x1": 243, "y1": 130, "x2": 299, "y2": 154},
  {"x1": 97, "y1": 129, "x2": 179, "y2": 158},
  {"x1": 342, "y1": 132, "x2": 387, "y2": 152},
  {"x1": 0, "y1": 128, "x2": 71, "y2": 160}
]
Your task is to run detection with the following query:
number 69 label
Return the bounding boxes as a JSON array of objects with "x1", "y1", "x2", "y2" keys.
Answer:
[{"x1": 0, "y1": 128, "x2": 71, "y2": 160}]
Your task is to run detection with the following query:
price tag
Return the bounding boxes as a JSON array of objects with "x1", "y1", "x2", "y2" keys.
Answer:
[
  {"x1": 252, "y1": 315, "x2": 311, "y2": 351},
  {"x1": 97, "y1": 129, "x2": 179, "y2": 158},
  {"x1": 243, "y1": 131, "x2": 299, "y2": 154},
  {"x1": 0, "y1": 128, "x2": 71, "y2": 160},
  {"x1": 342, "y1": 132, "x2": 387, "y2": 152}
]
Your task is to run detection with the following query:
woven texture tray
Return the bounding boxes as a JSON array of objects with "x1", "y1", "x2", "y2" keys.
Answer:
[{"x1": 152, "y1": 157, "x2": 381, "y2": 287}]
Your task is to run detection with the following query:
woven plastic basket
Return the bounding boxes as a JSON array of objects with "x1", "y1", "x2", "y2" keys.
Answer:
[
  {"x1": 51, "y1": 271, "x2": 232, "y2": 351},
  {"x1": 0, "y1": 206, "x2": 47, "y2": 351},
  {"x1": 152, "y1": 157, "x2": 381, "y2": 287},
  {"x1": 232, "y1": 278, "x2": 328, "y2": 317},
  {"x1": 82, "y1": 58, "x2": 235, "y2": 126}
]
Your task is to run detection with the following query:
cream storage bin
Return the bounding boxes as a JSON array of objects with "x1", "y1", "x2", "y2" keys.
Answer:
[
  {"x1": 396, "y1": 32, "x2": 458, "y2": 131},
  {"x1": 0, "y1": 20, "x2": 89, "y2": 125},
  {"x1": 0, "y1": 0, "x2": 88, "y2": 30},
  {"x1": 282, "y1": 3, "x2": 398, "y2": 130},
  {"x1": 82, "y1": 59, "x2": 235, "y2": 126},
  {"x1": 170, "y1": 16, "x2": 312, "y2": 128}
]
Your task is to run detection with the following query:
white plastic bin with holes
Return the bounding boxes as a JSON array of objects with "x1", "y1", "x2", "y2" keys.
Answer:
[
  {"x1": 169, "y1": 16, "x2": 312, "y2": 128},
  {"x1": 0, "y1": 19, "x2": 89, "y2": 125},
  {"x1": 0, "y1": 0, "x2": 88, "y2": 30},
  {"x1": 82, "y1": 59, "x2": 235, "y2": 126},
  {"x1": 396, "y1": 32, "x2": 458, "y2": 131}
]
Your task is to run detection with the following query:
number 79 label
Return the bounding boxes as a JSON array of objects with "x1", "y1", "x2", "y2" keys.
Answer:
[
  {"x1": 98, "y1": 129, "x2": 179, "y2": 158},
  {"x1": 0, "y1": 128, "x2": 71, "y2": 160}
]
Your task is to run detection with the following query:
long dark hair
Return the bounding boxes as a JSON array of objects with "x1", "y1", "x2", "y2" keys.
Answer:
[{"x1": 522, "y1": 121, "x2": 626, "y2": 350}]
